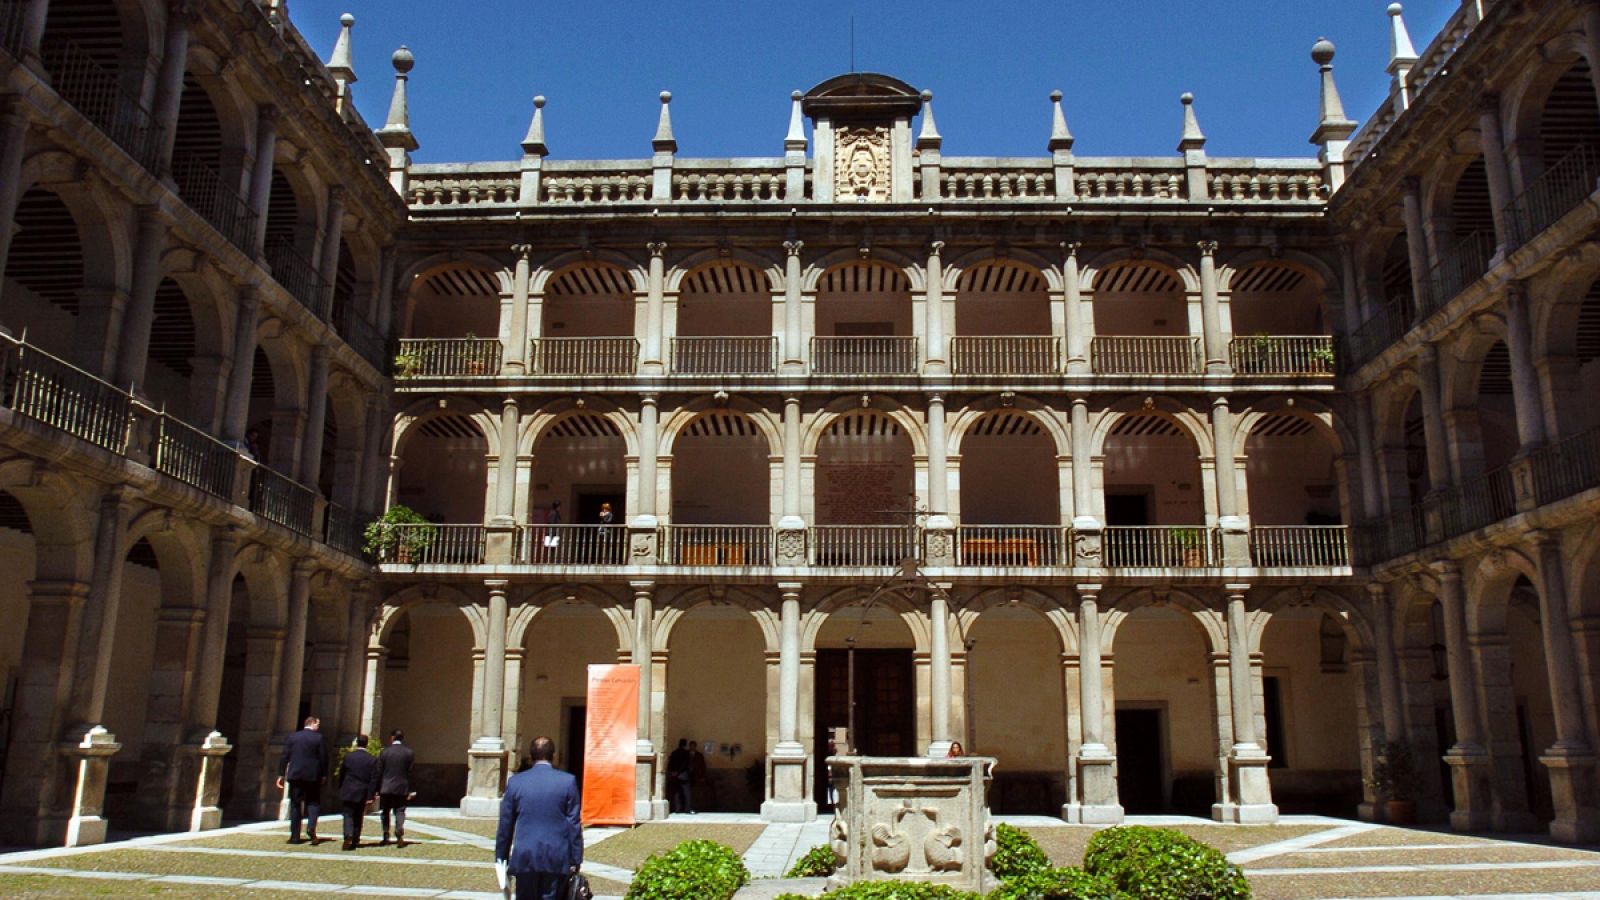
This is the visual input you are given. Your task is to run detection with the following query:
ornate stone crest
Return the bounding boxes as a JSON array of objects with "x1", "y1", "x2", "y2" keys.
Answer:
[{"x1": 835, "y1": 126, "x2": 890, "y2": 201}]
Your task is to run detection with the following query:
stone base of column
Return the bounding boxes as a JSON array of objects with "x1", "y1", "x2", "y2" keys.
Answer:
[
  {"x1": 1357, "y1": 801, "x2": 1379, "y2": 823},
  {"x1": 1541, "y1": 747, "x2": 1600, "y2": 844},
  {"x1": 189, "y1": 732, "x2": 232, "y2": 832},
  {"x1": 1065, "y1": 747, "x2": 1123, "y2": 824},
  {"x1": 635, "y1": 744, "x2": 667, "y2": 821},
  {"x1": 460, "y1": 738, "x2": 508, "y2": 817},
  {"x1": 1223, "y1": 747, "x2": 1278, "y2": 824},
  {"x1": 1444, "y1": 745, "x2": 1494, "y2": 832},
  {"x1": 762, "y1": 743, "x2": 816, "y2": 822},
  {"x1": 64, "y1": 726, "x2": 121, "y2": 848},
  {"x1": 926, "y1": 740, "x2": 954, "y2": 758}
]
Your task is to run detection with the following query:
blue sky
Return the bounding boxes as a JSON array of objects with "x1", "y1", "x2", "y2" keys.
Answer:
[{"x1": 295, "y1": 1, "x2": 1459, "y2": 164}]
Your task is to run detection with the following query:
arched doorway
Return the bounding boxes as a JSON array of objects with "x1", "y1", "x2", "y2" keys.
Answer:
[
  {"x1": 1101, "y1": 411, "x2": 1209, "y2": 567},
  {"x1": 394, "y1": 412, "x2": 489, "y2": 525},
  {"x1": 964, "y1": 601, "x2": 1066, "y2": 814},
  {"x1": 952, "y1": 261, "x2": 1054, "y2": 374},
  {"x1": 1109, "y1": 602, "x2": 1218, "y2": 816},
  {"x1": 674, "y1": 262, "x2": 775, "y2": 374},
  {"x1": 1258, "y1": 603, "x2": 1364, "y2": 815},
  {"x1": 515, "y1": 599, "x2": 623, "y2": 781},
  {"x1": 3, "y1": 188, "x2": 92, "y2": 363},
  {"x1": 956, "y1": 410, "x2": 1063, "y2": 565},
  {"x1": 811, "y1": 599, "x2": 918, "y2": 806},
  {"x1": 812, "y1": 262, "x2": 914, "y2": 374},
  {"x1": 665, "y1": 601, "x2": 768, "y2": 812},
  {"x1": 379, "y1": 603, "x2": 474, "y2": 807}
]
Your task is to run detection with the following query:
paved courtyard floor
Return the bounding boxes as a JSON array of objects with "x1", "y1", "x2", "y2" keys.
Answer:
[{"x1": 0, "y1": 810, "x2": 1597, "y2": 898}]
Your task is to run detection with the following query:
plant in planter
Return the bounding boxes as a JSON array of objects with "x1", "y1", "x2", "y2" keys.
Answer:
[
  {"x1": 393, "y1": 348, "x2": 424, "y2": 378},
  {"x1": 1309, "y1": 343, "x2": 1337, "y2": 374},
  {"x1": 1240, "y1": 331, "x2": 1274, "y2": 373},
  {"x1": 1367, "y1": 740, "x2": 1422, "y2": 824},
  {"x1": 1171, "y1": 527, "x2": 1207, "y2": 567},
  {"x1": 363, "y1": 505, "x2": 437, "y2": 564}
]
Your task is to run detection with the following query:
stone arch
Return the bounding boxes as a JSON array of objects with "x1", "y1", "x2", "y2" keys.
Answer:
[
  {"x1": 1504, "y1": 32, "x2": 1596, "y2": 157},
  {"x1": 14, "y1": 153, "x2": 130, "y2": 292},
  {"x1": 947, "y1": 398, "x2": 1070, "y2": 458},
  {"x1": 665, "y1": 250, "x2": 784, "y2": 294},
  {"x1": 374, "y1": 583, "x2": 484, "y2": 648},
  {"x1": 520, "y1": 397, "x2": 640, "y2": 459},
  {"x1": 1217, "y1": 249, "x2": 1336, "y2": 295},
  {"x1": 655, "y1": 587, "x2": 779, "y2": 653},
  {"x1": 802, "y1": 396, "x2": 929, "y2": 459},
  {"x1": 122, "y1": 508, "x2": 206, "y2": 606},
  {"x1": 509, "y1": 584, "x2": 632, "y2": 653},
  {"x1": 392, "y1": 396, "x2": 498, "y2": 458},
  {"x1": 1081, "y1": 247, "x2": 1200, "y2": 294},
  {"x1": 1089, "y1": 396, "x2": 1213, "y2": 458},
  {"x1": 226, "y1": 543, "x2": 291, "y2": 630},
  {"x1": 944, "y1": 248, "x2": 1062, "y2": 293},
  {"x1": 801, "y1": 249, "x2": 925, "y2": 292},
  {"x1": 402, "y1": 258, "x2": 506, "y2": 340},
  {"x1": 671, "y1": 256, "x2": 781, "y2": 347},
  {"x1": 804, "y1": 586, "x2": 931, "y2": 654},
  {"x1": 1252, "y1": 587, "x2": 1374, "y2": 654},
  {"x1": 953, "y1": 588, "x2": 1075, "y2": 654},
  {"x1": 391, "y1": 399, "x2": 495, "y2": 523},
  {"x1": 1234, "y1": 398, "x2": 1354, "y2": 526},
  {"x1": 1220, "y1": 254, "x2": 1335, "y2": 337},
  {"x1": 1466, "y1": 549, "x2": 1543, "y2": 637},
  {"x1": 0, "y1": 458, "x2": 96, "y2": 582},
  {"x1": 1566, "y1": 523, "x2": 1600, "y2": 620},
  {"x1": 529, "y1": 251, "x2": 647, "y2": 295},
  {"x1": 536, "y1": 258, "x2": 643, "y2": 340},
  {"x1": 659, "y1": 397, "x2": 782, "y2": 458},
  {"x1": 178, "y1": 43, "x2": 256, "y2": 164},
  {"x1": 1103, "y1": 588, "x2": 1224, "y2": 654},
  {"x1": 1441, "y1": 318, "x2": 1520, "y2": 475}
]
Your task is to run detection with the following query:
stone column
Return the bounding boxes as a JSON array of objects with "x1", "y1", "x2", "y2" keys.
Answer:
[
  {"x1": 246, "y1": 106, "x2": 279, "y2": 256},
  {"x1": 1071, "y1": 587, "x2": 1122, "y2": 822},
  {"x1": 298, "y1": 344, "x2": 331, "y2": 488},
  {"x1": 777, "y1": 396, "x2": 806, "y2": 564},
  {"x1": 1368, "y1": 583, "x2": 1406, "y2": 743},
  {"x1": 1069, "y1": 398, "x2": 1101, "y2": 567},
  {"x1": 141, "y1": 601, "x2": 206, "y2": 831},
  {"x1": 1225, "y1": 588, "x2": 1277, "y2": 823},
  {"x1": 924, "y1": 241, "x2": 947, "y2": 373},
  {"x1": 1211, "y1": 397, "x2": 1249, "y2": 564},
  {"x1": 268, "y1": 562, "x2": 312, "y2": 820},
  {"x1": 1417, "y1": 345, "x2": 1452, "y2": 490},
  {"x1": 464, "y1": 580, "x2": 510, "y2": 816},
  {"x1": 14, "y1": 0, "x2": 48, "y2": 66},
  {"x1": 1401, "y1": 178, "x2": 1432, "y2": 318},
  {"x1": 1339, "y1": 244, "x2": 1365, "y2": 339},
  {"x1": 631, "y1": 583, "x2": 666, "y2": 820},
  {"x1": 1477, "y1": 95, "x2": 1514, "y2": 252},
  {"x1": 1063, "y1": 242, "x2": 1088, "y2": 373},
  {"x1": 1355, "y1": 394, "x2": 1384, "y2": 518},
  {"x1": 113, "y1": 207, "x2": 170, "y2": 391},
  {"x1": 1437, "y1": 561, "x2": 1493, "y2": 830},
  {"x1": 0, "y1": 99, "x2": 29, "y2": 294},
  {"x1": 1503, "y1": 282, "x2": 1548, "y2": 450},
  {"x1": 181, "y1": 528, "x2": 239, "y2": 831},
  {"x1": 927, "y1": 587, "x2": 953, "y2": 756},
  {"x1": 360, "y1": 643, "x2": 386, "y2": 739},
  {"x1": 1533, "y1": 536, "x2": 1600, "y2": 843},
  {"x1": 317, "y1": 187, "x2": 346, "y2": 319},
  {"x1": 505, "y1": 244, "x2": 532, "y2": 373},
  {"x1": 924, "y1": 395, "x2": 954, "y2": 564},
  {"x1": 631, "y1": 396, "x2": 660, "y2": 562},
  {"x1": 151, "y1": 3, "x2": 194, "y2": 176},
  {"x1": 493, "y1": 398, "x2": 520, "y2": 523},
  {"x1": 642, "y1": 242, "x2": 667, "y2": 374},
  {"x1": 1198, "y1": 241, "x2": 1228, "y2": 372},
  {"x1": 74, "y1": 489, "x2": 134, "y2": 728},
  {"x1": 782, "y1": 240, "x2": 805, "y2": 371},
  {"x1": 763, "y1": 583, "x2": 815, "y2": 821},
  {"x1": 337, "y1": 585, "x2": 371, "y2": 739},
  {"x1": 221, "y1": 288, "x2": 262, "y2": 445}
]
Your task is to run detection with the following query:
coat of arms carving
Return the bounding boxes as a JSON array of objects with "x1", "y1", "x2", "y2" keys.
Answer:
[{"x1": 836, "y1": 127, "x2": 889, "y2": 201}]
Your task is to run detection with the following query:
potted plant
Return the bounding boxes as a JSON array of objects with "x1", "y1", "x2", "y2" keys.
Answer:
[
  {"x1": 1309, "y1": 343, "x2": 1337, "y2": 374},
  {"x1": 1367, "y1": 740, "x2": 1422, "y2": 824},
  {"x1": 1171, "y1": 527, "x2": 1207, "y2": 567},
  {"x1": 363, "y1": 505, "x2": 437, "y2": 564},
  {"x1": 463, "y1": 331, "x2": 487, "y2": 375},
  {"x1": 393, "y1": 348, "x2": 423, "y2": 378}
]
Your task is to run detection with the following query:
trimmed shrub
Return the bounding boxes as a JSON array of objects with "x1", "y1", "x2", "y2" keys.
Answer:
[
  {"x1": 625, "y1": 839, "x2": 750, "y2": 900},
  {"x1": 774, "y1": 884, "x2": 983, "y2": 900},
  {"x1": 990, "y1": 823, "x2": 1051, "y2": 880},
  {"x1": 786, "y1": 843, "x2": 838, "y2": 878},
  {"x1": 1082, "y1": 826, "x2": 1250, "y2": 900},
  {"x1": 986, "y1": 867, "x2": 1122, "y2": 900}
]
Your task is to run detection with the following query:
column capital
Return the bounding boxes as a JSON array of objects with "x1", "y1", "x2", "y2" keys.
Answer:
[
  {"x1": 1506, "y1": 278, "x2": 1529, "y2": 303},
  {"x1": 257, "y1": 103, "x2": 280, "y2": 126},
  {"x1": 1061, "y1": 240, "x2": 1082, "y2": 259},
  {"x1": 629, "y1": 580, "x2": 655, "y2": 595},
  {"x1": 927, "y1": 239, "x2": 945, "y2": 256},
  {"x1": 168, "y1": 0, "x2": 200, "y2": 26},
  {"x1": 291, "y1": 558, "x2": 317, "y2": 579},
  {"x1": 777, "y1": 581, "x2": 804, "y2": 597},
  {"x1": 511, "y1": 243, "x2": 532, "y2": 259},
  {"x1": 1365, "y1": 581, "x2": 1389, "y2": 601},
  {"x1": 1429, "y1": 558, "x2": 1462, "y2": 581},
  {"x1": 640, "y1": 393, "x2": 658, "y2": 408},
  {"x1": 485, "y1": 578, "x2": 510, "y2": 593},
  {"x1": 327, "y1": 184, "x2": 347, "y2": 203},
  {"x1": 1211, "y1": 394, "x2": 1231, "y2": 411},
  {"x1": 501, "y1": 396, "x2": 520, "y2": 412},
  {"x1": 1528, "y1": 529, "x2": 1560, "y2": 552},
  {"x1": 1402, "y1": 175, "x2": 1423, "y2": 194},
  {"x1": 783, "y1": 239, "x2": 804, "y2": 257},
  {"x1": 1477, "y1": 92, "x2": 1501, "y2": 114},
  {"x1": 1225, "y1": 583, "x2": 1252, "y2": 599},
  {"x1": 647, "y1": 241, "x2": 668, "y2": 258},
  {"x1": 1197, "y1": 239, "x2": 1219, "y2": 257},
  {"x1": 1415, "y1": 341, "x2": 1438, "y2": 364}
]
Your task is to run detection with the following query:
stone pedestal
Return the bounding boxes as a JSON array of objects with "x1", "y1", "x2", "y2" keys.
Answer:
[
  {"x1": 827, "y1": 756, "x2": 996, "y2": 894},
  {"x1": 1444, "y1": 745, "x2": 1494, "y2": 832},
  {"x1": 635, "y1": 743, "x2": 668, "y2": 821},
  {"x1": 628, "y1": 525, "x2": 658, "y2": 565},
  {"x1": 1065, "y1": 745, "x2": 1123, "y2": 824},
  {"x1": 775, "y1": 527, "x2": 807, "y2": 566},
  {"x1": 461, "y1": 738, "x2": 508, "y2": 817},
  {"x1": 1222, "y1": 747, "x2": 1279, "y2": 824},
  {"x1": 189, "y1": 732, "x2": 232, "y2": 832},
  {"x1": 1541, "y1": 748, "x2": 1600, "y2": 844},
  {"x1": 64, "y1": 726, "x2": 121, "y2": 847},
  {"x1": 762, "y1": 742, "x2": 816, "y2": 822}
]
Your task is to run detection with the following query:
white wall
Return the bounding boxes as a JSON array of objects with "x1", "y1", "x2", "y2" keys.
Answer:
[
  {"x1": 967, "y1": 607, "x2": 1065, "y2": 770},
  {"x1": 666, "y1": 608, "x2": 767, "y2": 810},
  {"x1": 382, "y1": 604, "x2": 474, "y2": 765}
]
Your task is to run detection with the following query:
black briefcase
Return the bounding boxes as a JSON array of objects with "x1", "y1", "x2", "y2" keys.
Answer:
[{"x1": 563, "y1": 873, "x2": 593, "y2": 900}]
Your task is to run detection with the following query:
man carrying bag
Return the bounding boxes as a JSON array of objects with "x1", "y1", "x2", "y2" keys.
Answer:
[{"x1": 495, "y1": 736, "x2": 585, "y2": 900}]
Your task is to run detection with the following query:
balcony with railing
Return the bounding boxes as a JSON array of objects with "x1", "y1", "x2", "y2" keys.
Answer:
[
  {"x1": 40, "y1": 40, "x2": 163, "y2": 173},
  {"x1": 530, "y1": 337, "x2": 639, "y2": 375},
  {"x1": 670, "y1": 336, "x2": 777, "y2": 374},
  {"x1": 1439, "y1": 465, "x2": 1516, "y2": 539},
  {"x1": 152, "y1": 413, "x2": 237, "y2": 499},
  {"x1": 264, "y1": 237, "x2": 330, "y2": 319},
  {"x1": 1229, "y1": 336, "x2": 1336, "y2": 377},
  {"x1": 517, "y1": 524, "x2": 628, "y2": 566},
  {"x1": 376, "y1": 524, "x2": 485, "y2": 566},
  {"x1": 1529, "y1": 427, "x2": 1600, "y2": 506},
  {"x1": 1507, "y1": 144, "x2": 1598, "y2": 249},
  {"x1": 1421, "y1": 230, "x2": 1494, "y2": 319},
  {"x1": 2, "y1": 336, "x2": 132, "y2": 453},
  {"x1": 1090, "y1": 336, "x2": 1202, "y2": 375},
  {"x1": 659, "y1": 524, "x2": 773, "y2": 566},
  {"x1": 324, "y1": 504, "x2": 362, "y2": 557},
  {"x1": 248, "y1": 465, "x2": 317, "y2": 536},
  {"x1": 808, "y1": 525, "x2": 920, "y2": 567},
  {"x1": 809, "y1": 336, "x2": 919, "y2": 375},
  {"x1": 172, "y1": 153, "x2": 259, "y2": 252},
  {"x1": 955, "y1": 525, "x2": 1065, "y2": 567},
  {"x1": 1248, "y1": 526, "x2": 1351, "y2": 568},
  {"x1": 1345, "y1": 295, "x2": 1413, "y2": 368},
  {"x1": 395, "y1": 338, "x2": 502, "y2": 378},
  {"x1": 950, "y1": 337, "x2": 1062, "y2": 375},
  {"x1": 1102, "y1": 526, "x2": 1219, "y2": 568}
]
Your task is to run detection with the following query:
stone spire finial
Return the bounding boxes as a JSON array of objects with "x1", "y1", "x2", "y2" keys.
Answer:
[
  {"x1": 785, "y1": 90, "x2": 807, "y2": 150},
  {"x1": 326, "y1": 13, "x2": 356, "y2": 83},
  {"x1": 522, "y1": 95, "x2": 548, "y2": 157},
  {"x1": 916, "y1": 89, "x2": 942, "y2": 150},
  {"x1": 1387, "y1": 3, "x2": 1418, "y2": 73},
  {"x1": 652, "y1": 91, "x2": 677, "y2": 153},
  {"x1": 1311, "y1": 38, "x2": 1356, "y2": 143},
  {"x1": 377, "y1": 46, "x2": 418, "y2": 150},
  {"x1": 1048, "y1": 89, "x2": 1074, "y2": 152},
  {"x1": 1178, "y1": 92, "x2": 1206, "y2": 151}
]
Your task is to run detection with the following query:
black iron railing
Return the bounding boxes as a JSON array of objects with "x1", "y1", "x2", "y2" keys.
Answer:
[
  {"x1": 1508, "y1": 145, "x2": 1599, "y2": 248},
  {"x1": 40, "y1": 40, "x2": 164, "y2": 173}
]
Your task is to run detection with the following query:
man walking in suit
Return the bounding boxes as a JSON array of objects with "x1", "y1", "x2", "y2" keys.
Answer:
[
  {"x1": 276, "y1": 716, "x2": 330, "y2": 844},
  {"x1": 495, "y1": 736, "x2": 582, "y2": 900},
  {"x1": 376, "y1": 729, "x2": 416, "y2": 846},
  {"x1": 336, "y1": 735, "x2": 380, "y2": 850}
]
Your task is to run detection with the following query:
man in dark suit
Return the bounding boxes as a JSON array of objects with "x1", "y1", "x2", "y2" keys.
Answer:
[
  {"x1": 495, "y1": 736, "x2": 582, "y2": 900},
  {"x1": 276, "y1": 716, "x2": 330, "y2": 844},
  {"x1": 376, "y1": 728, "x2": 416, "y2": 846},
  {"x1": 336, "y1": 734, "x2": 380, "y2": 850}
]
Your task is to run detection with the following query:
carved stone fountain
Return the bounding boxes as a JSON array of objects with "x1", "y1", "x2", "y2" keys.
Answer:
[{"x1": 827, "y1": 756, "x2": 997, "y2": 893}]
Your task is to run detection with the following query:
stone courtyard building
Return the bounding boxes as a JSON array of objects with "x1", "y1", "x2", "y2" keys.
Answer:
[{"x1": 0, "y1": 0, "x2": 1597, "y2": 849}]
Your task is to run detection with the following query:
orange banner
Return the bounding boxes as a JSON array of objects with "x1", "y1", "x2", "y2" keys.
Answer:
[{"x1": 580, "y1": 664, "x2": 638, "y2": 827}]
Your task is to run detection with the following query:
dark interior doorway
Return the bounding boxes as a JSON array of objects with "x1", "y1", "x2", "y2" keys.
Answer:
[
  {"x1": 565, "y1": 703, "x2": 587, "y2": 789},
  {"x1": 814, "y1": 648, "x2": 915, "y2": 808},
  {"x1": 1116, "y1": 707, "x2": 1165, "y2": 813},
  {"x1": 575, "y1": 488, "x2": 625, "y2": 526},
  {"x1": 1105, "y1": 491, "x2": 1152, "y2": 526}
]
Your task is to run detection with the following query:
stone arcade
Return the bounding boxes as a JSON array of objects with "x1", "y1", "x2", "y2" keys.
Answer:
[{"x1": 0, "y1": 0, "x2": 1599, "y2": 851}]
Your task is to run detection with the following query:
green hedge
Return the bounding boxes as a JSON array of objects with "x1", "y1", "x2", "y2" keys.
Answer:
[
  {"x1": 986, "y1": 867, "x2": 1122, "y2": 900},
  {"x1": 775, "y1": 884, "x2": 982, "y2": 900},
  {"x1": 786, "y1": 843, "x2": 838, "y2": 878},
  {"x1": 624, "y1": 839, "x2": 750, "y2": 900},
  {"x1": 989, "y1": 823, "x2": 1052, "y2": 881},
  {"x1": 1082, "y1": 826, "x2": 1250, "y2": 900}
]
